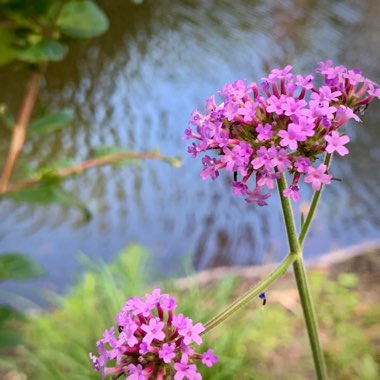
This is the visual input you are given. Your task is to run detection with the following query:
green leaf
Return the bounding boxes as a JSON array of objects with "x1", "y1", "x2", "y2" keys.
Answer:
[
  {"x1": 18, "y1": 38, "x2": 68, "y2": 63},
  {"x1": 0, "y1": 306, "x2": 25, "y2": 325},
  {"x1": 338, "y1": 273, "x2": 359, "y2": 288},
  {"x1": 0, "y1": 26, "x2": 19, "y2": 66},
  {"x1": 3, "y1": 185, "x2": 92, "y2": 221},
  {"x1": 57, "y1": 0, "x2": 109, "y2": 38},
  {"x1": 92, "y1": 145, "x2": 140, "y2": 168},
  {"x1": 29, "y1": 109, "x2": 74, "y2": 135},
  {"x1": 92, "y1": 145, "x2": 127, "y2": 157},
  {"x1": 0, "y1": 103, "x2": 15, "y2": 129},
  {"x1": 0, "y1": 326, "x2": 23, "y2": 349},
  {"x1": 0, "y1": 253, "x2": 45, "y2": 282},
  {"x1": 48, "y1": 157, "x2": 75, "y2": 170},
  {"x1": 0, "y1": 0, "x2": 57, "y2": 18}
]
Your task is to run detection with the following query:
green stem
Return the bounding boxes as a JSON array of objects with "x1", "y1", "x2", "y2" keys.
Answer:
[
  {"x1": 202, "y1": 155, "x2": 331, "y2": 378},
  {"x1": 277, "y1": 174, "x2": 300, "y2": 254},
  {"x1": 277, "y1": 173, "x2": 328, "y2": 380},
  {"x1": 299, "y1": 154, "x2": 332, "y2": 246},
  {"x1": 292, "y1": 257, "x2": 328, "y2": 379},
  {"x1": 203, "y1": 252, "x2": 296, "y2": 334}
]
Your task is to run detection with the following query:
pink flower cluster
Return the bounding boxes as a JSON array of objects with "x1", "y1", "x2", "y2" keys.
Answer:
[
  {"x1": 184, "y1": 60, "x2": 380, "y2": 205},
  {"x1": 90, "y1": 289, "x2": 217, "y2": 379}
]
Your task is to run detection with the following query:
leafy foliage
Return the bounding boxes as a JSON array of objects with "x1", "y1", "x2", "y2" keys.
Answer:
[
  {"x1": 92, "y1": 145, "x2": 131, "y2": 158},
  {"x1": 18, "y1": 38, "x2": 69, "y2": 63},
  {"x1": 91, "y1": 145, "x2": 142, "y2": 168},
  {"x1": 0, "y1": 26, "x2": 19, "y2": 65},
  {"x1": 0, "y1": 322, "x2": 24, "y2": 349},
  {"x1": 0, "y1": 0, "x2": 109, "y2": 67},
  {"x1": 29, "y1": 109, "x2": 74, "y2": 135},
  {"x1": 0, "y1": 252, "x2": 45, "y2": 282},
  {"x1": 0, "y1": 253, "x2": 44, "y2": 349},
  {"x1": 0, "y1": 305, "x2": 26, "y2": 349},
  {"x1": 0, "y1": 1, "x2": 133, "y2": 217},
  {"x1": 1, "y1": 246, "x2": 378, "y2": 379},
  {"x1": 3, "y1": 185, "x2": 92, "y2": 221},
  {"x1": 0, "y1": 103, "x2": 15, "y2": 129},
  {"x1": 57, "y1": 0, "x2": 109, "y2": 38}
]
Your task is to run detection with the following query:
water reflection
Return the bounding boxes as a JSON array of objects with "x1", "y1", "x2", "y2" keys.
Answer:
[{"x1": 0, "y1": 0, "x2": 379, "y2": 304}]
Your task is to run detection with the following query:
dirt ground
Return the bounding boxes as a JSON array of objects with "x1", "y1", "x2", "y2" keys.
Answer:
[{"x1": 176, "y1": 240, "x2": 380, "y2": 297}]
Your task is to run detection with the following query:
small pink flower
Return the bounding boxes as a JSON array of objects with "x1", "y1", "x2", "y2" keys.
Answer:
[
  {"x1": 159, "y1": 343, "x2": 176, "y2": 364},
  {"x1": 368, "y1": 82, "x2": 380, "y2": 99},
  {"x1": 141, "y1": 318, "x2": 165, "y2": 345},
  {"x1": 232, "y1": 181, "x2": 249, "y2": 196},
  {"x1": 334, "y1": 105, "x2": 361, "y2": 125},
  {"x1": 90, "y1": 289, "x2": 215, "y2": 379},
  {"x1": 200, "y1": 155, "x2": 220, "y2": 180},
  {"x1": 126, "y1": 364, "x2": 146, "y2": 380},
  {"x1": 257, "y1": 170, "x2": 280, "y2": 189},
  {"x1": 145, "y1": 288, "x2": 162, "y2": 305},
  {"x1": 315, "y1": 85, "x2": 342, "y2": 101},
  {"x1": 185, "y1": 61, "x2": 378, "y2": 205},
  {"x1": 278, "y1": 124, "x2": 305, "y2": 150},
  {"x1": 179, "y1": 320, "x2": 204, "y2": 345},
  {"x1": 119, "y1": 323, "x2": 139, "y2": 347},
  {"x1": 174, "y1": 361, "x2": 200, "y2": 380},
  {"x1": 294, "y1": 156, "x2": 311, "y2": 173},
  {"x1": 256, "y1": 123, "x2": 273, "y2": 141},
  {"x1": 266, "y1": 95, "x2": 286, "y2": 115},
  {"x1": 238, "y1": 100, "x2": 256, "y2": 122},
  {"x1": 304, "y1": 164, "x2": 332, "y2": 191},
  {"x1": 251, "y1": 146, "x2": 275, "y2": 170},
  {"x1": 281, "y1": 96, "x2": 307, "y2": 116},
  {"x1": 201, "y1": 349, "x2": 218, "y2": 368},
  {"x1": 344, "y1": 69, "x2": 364, "y2": 85},
  {"x1": 172, "y1": 313, "x2": 190, "y2": 329},
  {"x1": 325, "y1": 131, "x2": 350, "y2": 156},
  {"x1": 245, "y1": 186, "x2": 271, "y2": 206},
  {"x1": 283, "y1": 185, "x2": 301, "y2": 202}
]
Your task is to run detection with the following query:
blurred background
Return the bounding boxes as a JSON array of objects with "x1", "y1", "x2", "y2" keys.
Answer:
[{"x1": 1, "y1": 0, "x2": 380, "y2": 306}]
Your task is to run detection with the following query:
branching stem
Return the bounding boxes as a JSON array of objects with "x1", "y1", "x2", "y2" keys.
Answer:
[{"x1": 1, "y1": 151, "x2": 180, "y2": 194}]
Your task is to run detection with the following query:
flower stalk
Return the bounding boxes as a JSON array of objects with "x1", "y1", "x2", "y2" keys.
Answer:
[
  {"x1": 298, "y1": 154, "x2": 332, "y2": 246},
  {"x1": 203, "y1": 252, "x2": 296, "y2": 334},
  {"x1": 292, "y1": 258, "x2": 328, "y2": 380},
  {"x1": 89, "y1": 61, "x2": 380, "y2": 379},
  {"x1": 203, "y1": 162, "x2": 330, "y2": 378},
  {"x1": 277, "y1": 172, "x2": 328, "y2": 380}
]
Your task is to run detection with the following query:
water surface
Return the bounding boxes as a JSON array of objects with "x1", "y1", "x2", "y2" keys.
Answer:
[{"x1": 1, "y1": 0, "x2": 379, "y2": 305}]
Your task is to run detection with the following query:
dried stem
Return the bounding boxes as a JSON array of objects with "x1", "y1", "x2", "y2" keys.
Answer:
[
  {"x1": 2, "y1": 151, "x2": 179, "y2": 194},
  {"x1": 0, "y1": 71, "x2": 42, "y2": 191}
]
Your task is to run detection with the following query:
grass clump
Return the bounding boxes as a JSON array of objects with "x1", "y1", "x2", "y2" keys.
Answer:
[{"x1": 1, "y1": 245, "x2": 379, "y2": 379}]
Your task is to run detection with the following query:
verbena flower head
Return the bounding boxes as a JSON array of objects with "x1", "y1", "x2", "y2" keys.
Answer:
[
  {"x1": 90, "y1": 288, "x2": 217, "y2": 379},
  {"x1": 184, "y1": 60, "x2": 380, "y2": 205}
]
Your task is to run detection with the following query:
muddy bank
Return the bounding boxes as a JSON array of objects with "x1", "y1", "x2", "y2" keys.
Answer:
[{"x1": 175, "y1": 240, "x2": 380, "y2": 293}]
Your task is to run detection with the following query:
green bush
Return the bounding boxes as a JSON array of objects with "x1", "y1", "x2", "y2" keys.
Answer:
[{"x1": 2, "y1": 245, "x2": 378, "y2": 379}]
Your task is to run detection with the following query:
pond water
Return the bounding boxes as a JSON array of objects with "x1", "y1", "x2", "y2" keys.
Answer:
[{"x1": 1, "y1": 0, "x2": 380, "y2": 306}]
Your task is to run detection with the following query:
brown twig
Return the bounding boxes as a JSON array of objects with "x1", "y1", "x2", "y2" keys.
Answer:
[
  {"x1": 0, "y1": 71, "x2": 42, "y2": 192},
  {"x1": 2, "y1": 151, "x2": 180, "y2": 194}
]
